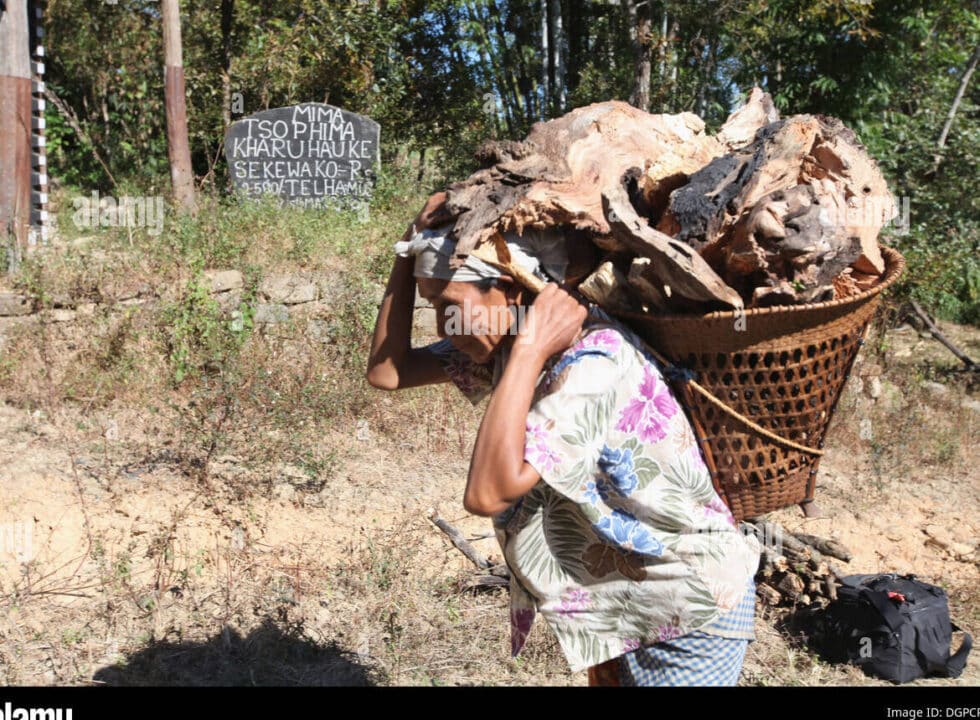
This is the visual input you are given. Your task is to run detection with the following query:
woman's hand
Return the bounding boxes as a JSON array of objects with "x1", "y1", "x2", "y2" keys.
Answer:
[{"x1": 514, "y1": 283, "x2": 589, "y2": 365}]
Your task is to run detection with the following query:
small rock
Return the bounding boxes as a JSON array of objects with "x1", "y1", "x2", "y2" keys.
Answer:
[
  {"x1": 76, "y1": 303, "x2": 97, "y2": 318},
  {"x1": 0, "y1": 293, "x2": 33, "y2": 316},
  {"x1": 306, "y1": 318, "x2": 333, "y2": 343},
  {"x1": 277, "y1": 463, "x2": 309, "y2": 483},
  {"x1": 877, "y1": 379, "x2": 903, "y2": 412},
  {"x1": 304, "y1": 490, "x2": 328, "y2": 508},
  {"x1": 231, "y1": 526, "x2": 247, "y2": 551},
  {"x1": 921, "y1": 381, "x2": 948, "y2": 397},
  {"x1": 849, "y1": 376, "x2": 864, "y2": 396},
  {"x1": 272, "y1": 483, "x2": 297, "y2": 502},
  {"x1": 859, "y1": 418, "x2": 873, "y2": 441},
  {"x1": 205, "y1": 270, "x2": 244, "y2": 293},
  {"x1": 49, "y1": 309, "x2": 76, "y2": 323},
  {"x1": 260, "y1": 275, "x2": 317, "y2": 305},
  {"x1": 960, "y1": 398, "x2": 980, "y2": 415},
  {"x1": 254, "y1": 303, "x2": 289, "y2": 324},
  {"x1": 923, "y1": 524, "x2": 953, "y2": 549},
  {"x1": 950, "y1": 542, "x2": 975, "y2": 560},
  {"x1": 214, "y1": 289, "x2": 243, "y2": 313},
  {"x1": 865, "y1": 376, "x2": 882, "y2": 399},
  {"x1": 859, "y1": 363, "x2": 882, "y2": 379},
  {"x1": 50, "y1": 293, "x2": 75, "y2": 308}
]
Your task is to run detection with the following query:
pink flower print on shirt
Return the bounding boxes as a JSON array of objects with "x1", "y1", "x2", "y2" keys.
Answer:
[
  {"x1": 524, "y1": 421, "x2": 561, "y2": 473},
  {"x1": 557, "y1": 588, "x2": 592, "y2": 617},
  {"x1": 704, "y1": 495, "x2": 737, "y2": 527},
  {"x1": 525, "y1": 421, "x2": 548, "y2": 446},
  {"x1": 622, "y1": 637, "x2": 642, "y2": 652},
  {"x1": 574, "y1": 328, "x2": 622, "y2": 355},
  {"x1": 616, "y1": 364, "x2": 680, "y2": 444},
  {"x1": 526, "y1": 442, "x2": 561, "y2": 474},
  {"x1": 656, "y1": 622, "x2": 683, "y2": 642}
]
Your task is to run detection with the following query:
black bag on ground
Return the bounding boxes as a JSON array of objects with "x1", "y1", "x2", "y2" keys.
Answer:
[{"x1": 799, "y1": 572, "x2": 972, "y2": 683}]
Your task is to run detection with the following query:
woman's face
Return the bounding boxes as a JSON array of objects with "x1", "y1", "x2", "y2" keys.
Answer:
[{"x1": 416, "y1": 277, "x2": 521, "y2": 364}]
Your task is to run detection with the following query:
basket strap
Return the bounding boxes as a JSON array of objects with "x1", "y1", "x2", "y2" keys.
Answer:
[{"x1": 638, "y1": 338, "x2": 825, "y2": 457}]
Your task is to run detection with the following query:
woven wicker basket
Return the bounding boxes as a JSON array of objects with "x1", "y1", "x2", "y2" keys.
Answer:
[{"x1": 617, "y1": 246, "x2": 905, "y2": 520}]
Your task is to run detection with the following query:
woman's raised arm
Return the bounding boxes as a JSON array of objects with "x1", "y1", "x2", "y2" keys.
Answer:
[{"x1": 365, "y1": 193, "x2": 453, "y2": 390}]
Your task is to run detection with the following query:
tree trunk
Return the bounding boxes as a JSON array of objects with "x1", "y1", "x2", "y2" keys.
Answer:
[
  {"x1": 565, "y1": 0, "x2": 589, "y2": 102},
  {"x1": 931, "y1": 42, "x2": 980, "y2": 175},
  {"x1": 220, "y1": 0, "x2": 234, "y2": 131},
  {"x1": 487, "y1": 0, "x2": 525, "y2": 134},
  {"x1": 467, "y1": 0, "x2": 514, "y2": 136},
  {"x1": 162, "y1": 0, "x2": 197, "y2": 215},
  {"x1": 629, "y1": 0, "x2": 653, "y2": 111},
  {"x1": 540, "y1": 0, "x2": 550, "y2": 118},
  {"x1": 549, "y1": 0, "x2": 565, "y2": 113},
  {"x1": 657, "y1": 6, "x2": 668, "y2": 81},
  {"x1": 0, "y1": 0, "x2": 32, "y2": 263}
]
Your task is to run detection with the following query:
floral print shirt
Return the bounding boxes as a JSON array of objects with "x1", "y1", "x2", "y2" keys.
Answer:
[{"x1": 427, "y1": 307, "x2": 761, "y2": 672}]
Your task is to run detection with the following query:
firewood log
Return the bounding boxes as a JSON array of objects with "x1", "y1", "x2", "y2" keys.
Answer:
[
  {"x1": 578, "y1": 261, "x2": 638, "y2": 313},
  {"x1": 777, "y1": 573, "x2": 806, "y2": 599},
  {"x1": 756, "y1": 583, "x2": 783, "y2": 606},
  {"x1": 790, "y1": 532, "x2": 853, "y2": 563}
]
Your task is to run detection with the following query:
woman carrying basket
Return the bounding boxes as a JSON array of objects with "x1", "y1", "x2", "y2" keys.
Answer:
[{"x1": 366, "y1": 193, "x2": 762, "y2": 686}]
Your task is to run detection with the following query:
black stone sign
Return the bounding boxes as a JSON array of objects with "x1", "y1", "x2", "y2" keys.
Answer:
[{"x1": 224, "y1": 102, "x2": 379, "y2": 209}]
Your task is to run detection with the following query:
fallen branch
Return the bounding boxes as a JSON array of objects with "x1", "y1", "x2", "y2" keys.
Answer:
[
  {"x1": 910, "y1": 301, "x2": 978, "y2": 371},
  {"x1": 427, "y1": 508, "x2": 510, "y2": 579}
]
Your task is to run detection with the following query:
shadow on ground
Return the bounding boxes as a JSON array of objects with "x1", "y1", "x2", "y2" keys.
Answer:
[{"x1": 92, "y1": 619, "x2": 381, "y2": 686}]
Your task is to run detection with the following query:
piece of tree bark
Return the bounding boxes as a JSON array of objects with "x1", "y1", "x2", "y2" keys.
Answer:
[
  {"x1": 602, "y1": 176, "x2": 743, "y2": 308},
  {"x1": 776, "y1": 572, "x2": 806, "y2": 599},
  {"x1": 661, "y1": 115, "x2": 893, "y2": 298},
  {"x1": 716, "y1": 87, "x2": 780, "y2": 151}
]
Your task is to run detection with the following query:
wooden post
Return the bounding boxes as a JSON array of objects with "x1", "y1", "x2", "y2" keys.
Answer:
[
  {"x1": 162, "y1": 0, "x2": 197, "y2": 215},
  {"x1": 0, "y1": 0, "x2": 33, "y2": 267}
]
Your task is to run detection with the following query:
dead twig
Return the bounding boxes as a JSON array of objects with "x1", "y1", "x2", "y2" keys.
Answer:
[
  {"x1": 910, "y1": 301, "x2": 978, "y2": 371},
  {"x1": 426, "y1": 508, "x2": 509, "y2": 579}
]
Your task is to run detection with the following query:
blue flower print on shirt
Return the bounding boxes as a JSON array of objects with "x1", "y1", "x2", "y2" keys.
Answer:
[
  {"x1": 592, "y1": 509, "x2": 664, "y2": 557},
  {"x1": 597, "y1": 445, "x2": 639, "y2": 497}
]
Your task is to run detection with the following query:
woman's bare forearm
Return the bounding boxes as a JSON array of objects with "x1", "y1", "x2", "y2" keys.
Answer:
[
  {"x1": 366, "y1": 225, "x2": 449, "y2": 390},
  {"x1": 464, "y1": 343, "x2": 544, "y2": 516},
  {"x1": 366, "y1": 252, "x2": 416, "y2": 389}
]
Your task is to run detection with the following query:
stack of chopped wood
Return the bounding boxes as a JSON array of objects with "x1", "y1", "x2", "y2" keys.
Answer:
[
  {"x1": 443, "y1": 88, "x2": 897, "y2": 312},
  {"x1": 743, "y1": 519, "x2": 854, "y2": 611}
]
